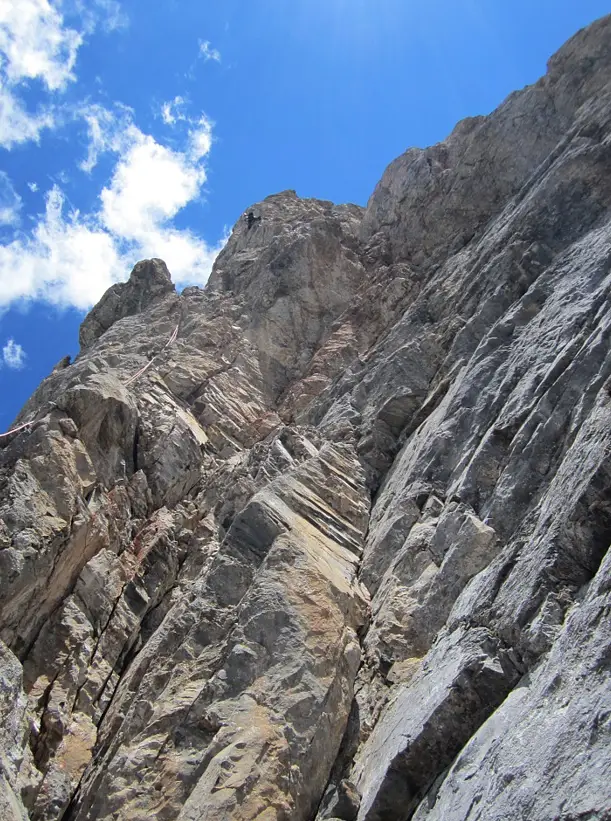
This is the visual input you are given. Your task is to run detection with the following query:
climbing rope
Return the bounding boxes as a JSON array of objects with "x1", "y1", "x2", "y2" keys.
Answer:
[
  {"x1": 123, "y1": 322, "x2": 179, "y2": 386},
  {"x1": 0, "y1": 419, "x2": 35, "y2": 439},
  {"x1": 0, "y1": 322, "x2": 180, "y2": 439}
]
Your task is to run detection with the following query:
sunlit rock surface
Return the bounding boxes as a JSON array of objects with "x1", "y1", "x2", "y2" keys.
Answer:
[{"x1": 1, "y1": 15, "x2": 611, "y2": 821}]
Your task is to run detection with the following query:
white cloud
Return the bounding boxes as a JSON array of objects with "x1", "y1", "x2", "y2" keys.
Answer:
[
  {"x1": 78, "y1": 102, "x2": 133, "y2": 172},
  {"x1": 2, "y1": 338, "x2": 26, "y2": 369},
  {"x1": 97, "y1": 116, "x2": 221, "y2": 286},
  {"x1": 159, "y1": 100, "x2": 213, "y2": 161},
  {"x1": 0, "y1": 0, "x2": 127, "y2": 149},
  {"x1": 0, "y1": 186, "x2": 120, "y2": 307},
  {"x1": 198, "y1": 40, "x2": 221, "y2": 63},
  {"x1": 0, "y1": 2, "x2": 222, "y2": 309},
  {"x1": 161, "y1": 95, "x2": 186, "y2": 126},
  {"x1": 0, "y1": 0, "x2": 83, "y2": 91},
  {"x1": 0, "y1": 110, "x2": 224, "y2": 309},
  {"x1": 0, "y1": 82, "x2": 54, "y2": 148},
  {"x1": 88, "y1": 0, "x2": 128, "y2": 33},
  {"x1": 189, "y1": 115, "x2": 213, "y2": 161},
  {"x1": 28, "y1": 182, "x2": 39, "y2": 192},
  {"x1": 101, "y1": 134, "x2": 206, "y2": 240},
  {"x1": 0, "y1": 171, "x2": 21, "y2": 225}
]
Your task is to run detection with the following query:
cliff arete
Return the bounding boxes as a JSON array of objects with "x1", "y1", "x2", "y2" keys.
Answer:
[{"x1": 1, "y1": 15, "x2": 611, "y2": 821}]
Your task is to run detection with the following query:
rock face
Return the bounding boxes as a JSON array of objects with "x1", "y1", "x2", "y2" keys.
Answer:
[{"x1": 1, "y1": 15, "x2": 611, "y2": 821}]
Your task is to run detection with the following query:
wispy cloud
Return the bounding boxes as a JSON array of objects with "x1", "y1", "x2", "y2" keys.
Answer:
[
  {"x1": 188, "y1": 115, "x2": 213, "y2": 161},
  {"x1": 0, "y1": 0, "x2": 128, "y2": 149},
  {"x1": 88, "y1": 0, "x2": 129, "y2": 33},
  {"x1": 78, "y1": 101, "x2": 133, "y2": 172},
  {"x1": 159, "y1": 97, "x2": 214, "y2": 161},
  {"x1": 2, "y1": 338, "x2": 26, "y2": 369},
  {"x1": 198, "y1": 40, "x2": 221, "y2": 63},
  {"x1": 0, "y1": 82, "x2": 55, "y2": 149},
  {"x1": 161, "y1": 95, "x2": 187, "y2": 126},
  {"x1": 0, "y1": 171, "x2": 22, "y2": 226}
]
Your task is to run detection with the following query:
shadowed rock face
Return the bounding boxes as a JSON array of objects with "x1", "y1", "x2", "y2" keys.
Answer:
[{"x1": 1, "y1": 14, "x2": 611, "y2": 821}]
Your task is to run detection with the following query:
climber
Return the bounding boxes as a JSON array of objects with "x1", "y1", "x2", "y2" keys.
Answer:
[{"x1": 246, "y1": 211, "x2": 260, "y2": 230}]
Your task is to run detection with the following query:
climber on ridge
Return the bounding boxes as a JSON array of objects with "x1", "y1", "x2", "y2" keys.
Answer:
[{"x1": 246, "y1": 210, "x2": 260, "y2": 230}]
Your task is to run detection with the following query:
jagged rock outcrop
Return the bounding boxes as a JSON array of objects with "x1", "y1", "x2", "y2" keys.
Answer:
[
  {"x1": 1, "y1": 14, "x2": 611, "y2": 821},
  {"x1": 79, "y1": 259, "x2": 176, "y2": 349}
]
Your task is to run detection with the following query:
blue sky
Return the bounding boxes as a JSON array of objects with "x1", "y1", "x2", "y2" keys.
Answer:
[{"x1": 0, "y1": 0, "x2": 609, "y2": 429}]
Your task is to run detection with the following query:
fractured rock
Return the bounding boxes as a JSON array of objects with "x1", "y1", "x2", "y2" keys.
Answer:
[{"x1": 1, "y1": 14, "x2": 611, "y2": 821}]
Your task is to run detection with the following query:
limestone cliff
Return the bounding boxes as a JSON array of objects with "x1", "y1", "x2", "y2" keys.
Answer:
[{"x1": 1, "y1": 15, "x2": 611, "y2": 821}]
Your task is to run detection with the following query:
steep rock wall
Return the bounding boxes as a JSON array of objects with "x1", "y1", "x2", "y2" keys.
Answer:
[{"x1": 1, "y1": 15, "x2": 610, "y2": 821}]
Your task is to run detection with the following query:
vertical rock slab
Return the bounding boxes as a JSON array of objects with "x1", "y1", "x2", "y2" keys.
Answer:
[
  {"x1": 0, "y1": 641, "x2": 30, "y2": 821},
  {"x1": 67, "y1": 444, "x2": 371, "y2": 821},
  {"x1": 413, "y1": 545, "x2": 611, "y2": 821},
  {"x1": 352, "y1": 628, "x2": 520, "y2": 820}
]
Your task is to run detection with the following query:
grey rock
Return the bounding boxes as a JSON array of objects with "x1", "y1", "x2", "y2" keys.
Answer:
[
  {"x1": 79, "y1": 258, "x2": 175, "y2": 349},
  {"x1": 412, "y1": 545, "x2": 611, "y2": 821},
  {"x1": 59, "y1": 372, "x2": 138, "y2": 487},
  {"x1": 0, "y1": 14, "x2": 611, "y2": 821},
  {"x1": 352, "y1": 627, "x2": 520, "y2": 820},
  {"x1": 317, "y1": 778, "x2": 361, "y2": 820}
]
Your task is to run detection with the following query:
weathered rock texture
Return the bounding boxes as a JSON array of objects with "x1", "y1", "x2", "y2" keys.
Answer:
[{"x1": 1, "y1": 15, "x2": 611, "y2": 821}]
